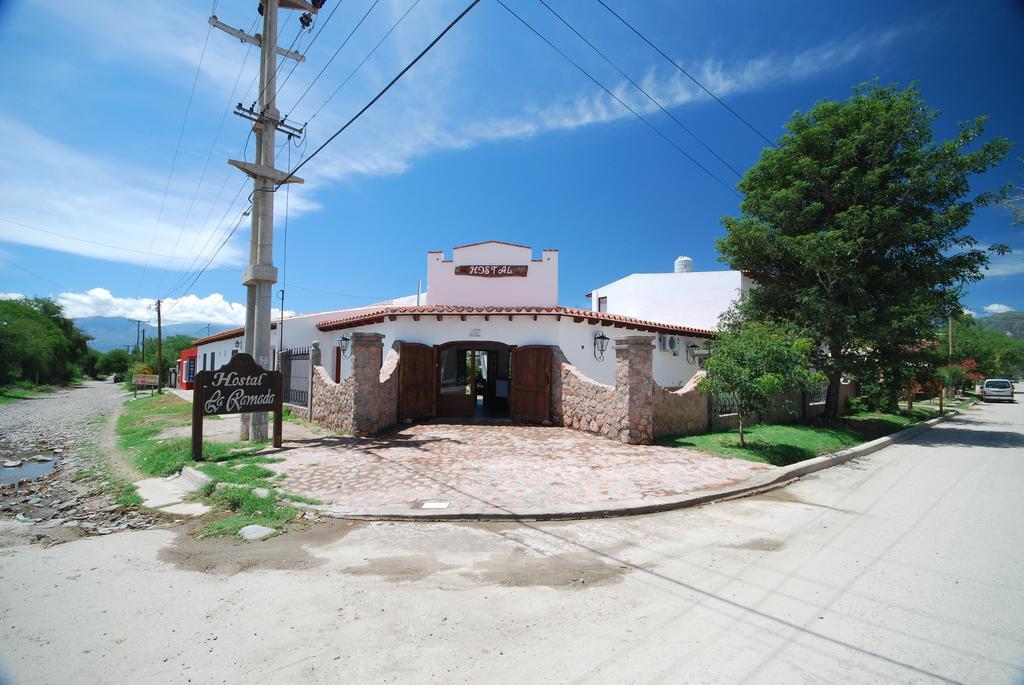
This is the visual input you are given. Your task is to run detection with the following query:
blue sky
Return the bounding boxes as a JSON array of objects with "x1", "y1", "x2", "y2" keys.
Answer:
[{"x1": 0, "y1": 0, "x2": 1021, "y2": 325}]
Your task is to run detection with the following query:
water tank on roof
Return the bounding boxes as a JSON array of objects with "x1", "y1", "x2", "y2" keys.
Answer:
[{"x1": 674, "y1": 256, "x2": 694, "y2": 273}]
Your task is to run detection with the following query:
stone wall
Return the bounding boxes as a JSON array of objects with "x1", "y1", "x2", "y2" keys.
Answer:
[
  {"x1": 652, "y1": 372, "x2": 709, "y2": 438},
  {"x1": 614, "y1": 336, "x2": 655, "y2": 444},
  {"x1": 550, "y1": 336, "x2": 655, "y2": 444},
  {"x1": 551, "y1": 347, "x2": 621, "y2": 441},
  {"x1": 306, "y1": 333, "x2": 399, "y2": 437}
]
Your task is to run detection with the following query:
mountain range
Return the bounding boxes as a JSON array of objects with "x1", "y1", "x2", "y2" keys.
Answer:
[
  {"x1": 74, "y1": 316, "x2": 234, "y2": 352},
  {"x1": 977, "y1": 311, "x2": 1024, "y2": 338}
]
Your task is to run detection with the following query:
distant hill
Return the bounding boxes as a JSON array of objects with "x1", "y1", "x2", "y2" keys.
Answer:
[
  {"x1": 75, "y1": 316, "x2": 234, "y2": 352},
  {"x1": 977, "y1": 311, "x2": 1024, "y2": 338}
]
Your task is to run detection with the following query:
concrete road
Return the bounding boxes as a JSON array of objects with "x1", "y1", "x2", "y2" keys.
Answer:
[{"x1": 1, "y1": 400, "x2": 1022, "y2": 684}]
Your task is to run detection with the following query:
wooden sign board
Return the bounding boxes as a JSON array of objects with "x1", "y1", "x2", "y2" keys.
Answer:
[
  {"x1": 191, "y1": 353, "x2": 282, "y2": 460},
  {"x1": 132, "y1": 374, "x2": 159, "y2": 387},
  {"x1": 454, "y1": 264, "x2": 528, "y2": 277}
]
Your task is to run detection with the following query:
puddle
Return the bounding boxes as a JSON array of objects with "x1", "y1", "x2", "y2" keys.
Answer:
[{"x1": 0, "y1": 449, "x2": 57, "y2": 485}]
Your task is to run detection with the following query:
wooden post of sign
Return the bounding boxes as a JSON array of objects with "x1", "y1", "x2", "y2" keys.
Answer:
[
  {"x1": 192, "y1": 370, "x2": 204, "y2": 461},
  {"x1": 273, "y1": 370, "x2": 283, "y2": 448}
]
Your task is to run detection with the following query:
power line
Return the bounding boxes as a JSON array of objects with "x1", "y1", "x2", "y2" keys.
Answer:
[
  {"x1": 300, "y1": 0, "x2": 423, "y2": 127},
  {"x1": 595, "y1": 0, "x2": 776, "y2": 148},
  {"x1": 275, "y1": 0, "x2": 346, "y2": 104},
  {"x1": 157, "y1": 25, "x2": 261, "y2": 296},
  {"x1": 136, "y1": 21, "x2": 213, "y2": 297},
  {"x1": 0, "y1": 218, "x2": 233, "y2": 269},
  {"x1": 285, "y1": 0, "x2": 382, "y2": 118},
  {"x1": 495, "y1": 0, "x2": 740, "y2": 198},
  {"x1": 162, "y1": 203, "x2": 252, "y2": 315},
  {"x1": 536, "y1": 0, "x2": 741, "y2": 178},
  {"x1": 0, "y1": 254, "x2": 67, "y2": 291},
  {"x1": 162, "y1": 178, "x2": 250, "y2": 299},
  {"x1": 276, "y1": 0, "x2": 481, "y2": 190}
]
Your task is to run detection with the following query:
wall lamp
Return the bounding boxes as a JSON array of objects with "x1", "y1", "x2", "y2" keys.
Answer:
[
  {"x1": 686, "y1": 341, "x2": 709, "y2": 367},
  {"x1": 593, "y1": 331, "x2": 610, "y2": 361},
  {"x1": 234, "y1": 339, "x2": 241, "y2": 349},
  {"x1": 337, "y1": 335, "x2": 352, "y2": 358}
]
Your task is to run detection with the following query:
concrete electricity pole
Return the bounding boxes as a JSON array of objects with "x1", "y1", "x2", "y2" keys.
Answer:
[
  {"x1": 156, "y1": 299, "x2": 164, "y2": 395},
  {"x1": 211, "y1": 0, "x2": 313, "y2": 440}
]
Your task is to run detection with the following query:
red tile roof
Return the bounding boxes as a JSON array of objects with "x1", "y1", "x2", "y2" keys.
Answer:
[
  {"x1": 315, "y1": 305, "x2": 714, "y2": 337},
  {"x1": 191, "y1": 323, "x2": 276, "y2": 347}
]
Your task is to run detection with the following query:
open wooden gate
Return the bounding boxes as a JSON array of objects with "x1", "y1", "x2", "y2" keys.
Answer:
[
  {"x1": 399, "y1": 343, "x2": 434, "y2": 421},
  {"x1": 511, "y1": 345, "x2": 551, "y2": 423}
]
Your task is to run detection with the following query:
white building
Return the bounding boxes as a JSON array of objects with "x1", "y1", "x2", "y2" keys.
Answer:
[
  {"x1": 192, "y1": 242, "x2": 728, "y2": 422},
  {"x1": 586, "y1": 255, "x2": 753, "y2": 330}
]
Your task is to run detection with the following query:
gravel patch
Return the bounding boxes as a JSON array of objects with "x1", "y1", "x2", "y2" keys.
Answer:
[{"x1": 0, "y1": 380, "x2": 161, "y2": 546}]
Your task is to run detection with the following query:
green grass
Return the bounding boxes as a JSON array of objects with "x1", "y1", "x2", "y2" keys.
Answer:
[
  {"x1": 657, "y1": 408, "x2": 938, "y2": 467},
  {"x1": 0, "y1": 382, "x2": 58, "y2": 404},
  {"x1": 115, "y1": 392, "x2": 318, "y2": 537}
]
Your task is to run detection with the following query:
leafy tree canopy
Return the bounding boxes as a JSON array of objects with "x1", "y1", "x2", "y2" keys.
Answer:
[
  {"x1": 719, "y1": 82, "x2": 1012, "y2": 417},
  {"x1": 699, "y1": 317, "x2": 823, "y2": 446}
]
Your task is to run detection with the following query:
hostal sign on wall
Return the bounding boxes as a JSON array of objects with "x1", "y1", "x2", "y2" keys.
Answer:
[
  {"x1": 454, "y1": 265, "x2": 528, "y2": 277},
  {"x1": 191, "y1": 353, "x2": 283, "y2": 459}
]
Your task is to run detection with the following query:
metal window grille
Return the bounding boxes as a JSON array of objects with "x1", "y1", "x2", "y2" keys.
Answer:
[
  {"x1": 808, "y1": 382, "x2": 827, "y2": 404},
  {"x1": 281, "y1": 346, "x2": 310, "y2": 407}
]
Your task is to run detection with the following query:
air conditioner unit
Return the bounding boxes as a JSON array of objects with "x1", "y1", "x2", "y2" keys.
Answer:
[{"x1": 659, "y1": 335, "x2": 680, "y2": 355}]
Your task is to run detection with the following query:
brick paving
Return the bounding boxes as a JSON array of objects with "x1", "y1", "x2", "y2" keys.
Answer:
[{"x1": 268, "y1": 423, "x2": 773, "y2": 514}]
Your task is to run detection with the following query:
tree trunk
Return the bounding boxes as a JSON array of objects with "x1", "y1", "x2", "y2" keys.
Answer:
[
  {"x1": 939, "y1": 382, "x2": 944, "y2": 413},
  {"x1": 906, "y1": 383, "x2": 914, "y2": 412},
  {"x1": 738, "y1": 414, "x2": 746, "y2": 447},
  {"x1": 823, "y1": 370, "x2": 842, "y2": 419}
]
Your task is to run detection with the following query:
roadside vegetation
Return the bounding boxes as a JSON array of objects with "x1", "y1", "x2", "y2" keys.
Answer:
[
  {"x1": 116, "y1": 392, "x2": 318, "y2": 537},
  {"x1": 0, "y1": 296, "x2": 97, "y2": 386},
  {"x1": 659, "y1": 408, "x2": 940, "y2": 466},
  {"x1": 0, "y1": 380, "x2": 60, "y2": 405}
]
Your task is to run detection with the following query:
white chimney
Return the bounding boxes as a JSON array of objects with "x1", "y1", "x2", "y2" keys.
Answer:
[{"x1": 674, "y1": 255, "x2": 694, "y2": 273}]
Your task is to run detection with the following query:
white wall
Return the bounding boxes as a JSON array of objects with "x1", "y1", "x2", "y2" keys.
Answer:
[
  {"x1": 589, "y1": 270, "x2": 750, "y2": 330},
  {"x1": 427, "y1": 242, "x2": 558, "y2": 307},
  {"x1": 322, "y1": 315, "x2": 701, "y2": 388}
]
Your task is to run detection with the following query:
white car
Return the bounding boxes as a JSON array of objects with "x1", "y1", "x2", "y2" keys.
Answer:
[{"x1": 980, "y1": 379, "x2": 1015, "y2": 402}]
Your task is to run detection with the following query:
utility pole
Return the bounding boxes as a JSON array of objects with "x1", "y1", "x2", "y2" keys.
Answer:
[
  {"x1": 211, "y1": 0, "x2": 314, "y2": 441},
  {"x1": 135, "y1": 320, "x2": 142, "y2": 359},
  {"x1": 948, "y1": 315, "x2": 953, "y2": 358},
  {"x1": 156, "y1": 299, "x2": 164, "y2": 394},
  {"x1": 141, "y1": 329, "x2": 146, "y2": 364}
]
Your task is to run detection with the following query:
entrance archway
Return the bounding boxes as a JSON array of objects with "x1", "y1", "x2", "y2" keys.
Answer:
[{"x1": 437, "y1": 341, "x2": 512, "y2": 419}]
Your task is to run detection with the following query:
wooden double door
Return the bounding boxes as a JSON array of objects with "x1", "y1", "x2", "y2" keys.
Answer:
[{"x1": 397, "y1": 342, "x2": 550, "y2": 423}]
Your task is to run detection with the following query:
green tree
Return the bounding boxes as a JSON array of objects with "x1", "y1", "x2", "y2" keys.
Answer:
[
  {"x1": 719, "y1": 82, "x2": 1011, "y2": 418},
  {"x1": 98, "y1": 348, "x2": 131, "y2": 375},
  {"x1": 0, "y1": 297, "x2": 92, "y2": 385},
  {"x1": 141, "y1": 334, "x2": 194, "y2": 384},
  {"x1": 698, "y1": 318, "x2": 822, "y2": 446}
]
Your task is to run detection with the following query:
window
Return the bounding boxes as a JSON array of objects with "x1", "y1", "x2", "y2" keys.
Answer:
[
  {"x1": 598, "y1": 296, "x2": 608, "y2": 313},
  {"x1": 202, "y1": 353, "x2": 207, "y2": 371}
]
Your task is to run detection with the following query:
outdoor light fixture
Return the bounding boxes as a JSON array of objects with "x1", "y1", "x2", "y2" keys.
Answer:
[
  {"x1": 686, "y1": 342, "x2": 710, "y2": 367},
  {"x1": 234, "y1": 339, "x2": 241, "y2": 349},
  {"x1": 338, "y1": 335, "x2": 352, "y2": 358},
  {"x1": 593, "y1": 331, "x2": 610, "y2": 361}
]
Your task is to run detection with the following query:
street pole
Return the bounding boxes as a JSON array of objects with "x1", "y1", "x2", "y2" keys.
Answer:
[
  {"x1": 156, "y1": 299, "x2": 164, "y2": 394},
  {"x1": 948, "y1": 315, "x2": 953, "y2": 358},
  {"x1": 211, "y1": 0, "x2": 312, "y2": 442},
  {"x1": 141, "y1": 329, "x2": 146, "y2": 364}
]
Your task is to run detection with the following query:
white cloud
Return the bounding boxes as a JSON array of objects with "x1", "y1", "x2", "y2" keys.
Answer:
[
  {"x1": 983, "y1": 303, "x2": 1014, "y2": 314},
  {"x1": 56, "y1": 288, "x2": 295, "y2": 326},
  {"x1": 1, "y1": 1, "x2": 908, "y2": 275},
  {"x1": 962, "y1": 308, "x2": 976, "y2": 317},
  {"x1": 984, "y1": 251, "x2": 1024, "y2": 278},
  {"x1": 0, "y1": 117, "x2": 249, "y2": 273},
  {"x1": 0, "y1": 292, "x2": 25, "y2": 300}
]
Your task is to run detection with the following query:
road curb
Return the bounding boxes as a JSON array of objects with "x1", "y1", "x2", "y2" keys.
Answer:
[{"x1": 299, "y1": 412, "x2": 957, "y2": 523}]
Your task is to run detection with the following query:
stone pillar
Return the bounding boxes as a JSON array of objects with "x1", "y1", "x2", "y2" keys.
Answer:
[
  {"x1": 614, "y1": 335, "x2": 655, "y2": 444},
  {"x1": 309, "y1": 341, "x2": 321, "y2": 416},
  {"x1": 351, "y1": 332, "x2": 385, "y2": 436}
]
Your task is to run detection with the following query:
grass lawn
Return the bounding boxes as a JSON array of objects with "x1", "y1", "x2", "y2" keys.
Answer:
[
  {"x1": 657, "y1": 407, "x2": 940, "y2": 467},
  {"x1": 0, "y1": 382, "x2": 58, "y2": 404},
  {"x1": 116, "y1": 392, "x2": 319, "y2": 537}
]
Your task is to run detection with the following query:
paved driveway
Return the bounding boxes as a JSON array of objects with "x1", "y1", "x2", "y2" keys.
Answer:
[{"x1": 269, "y1": 422, "x2": 772, "y2": 516}]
